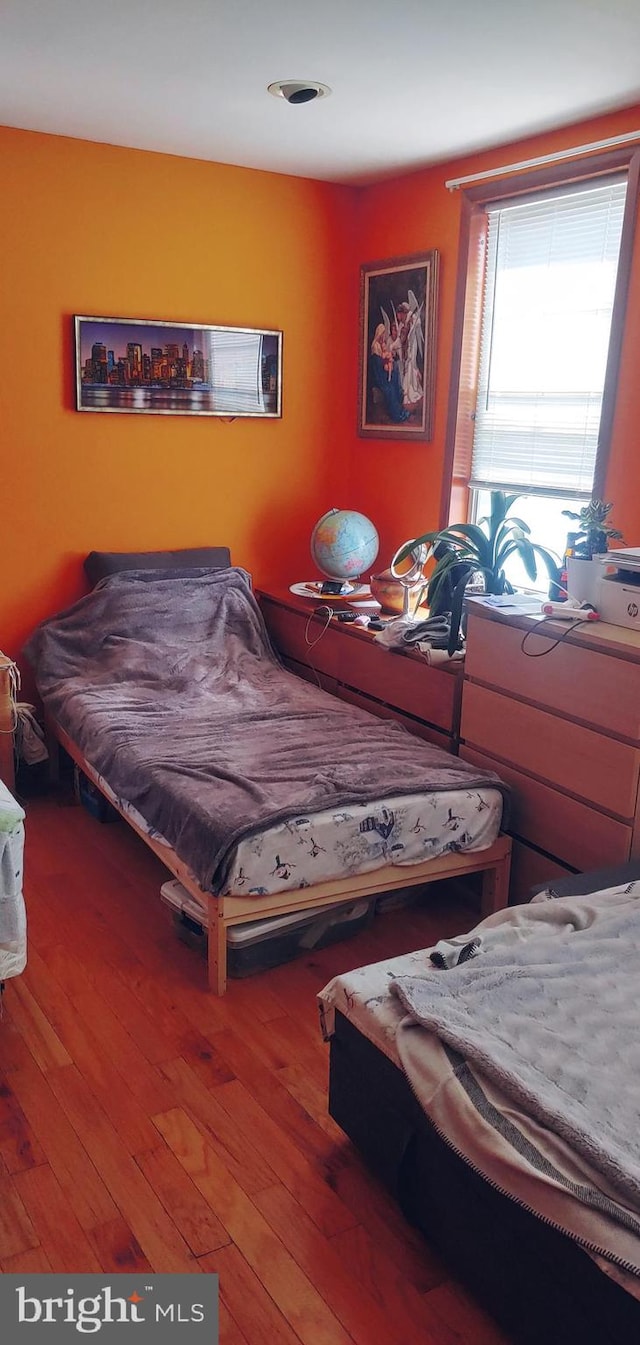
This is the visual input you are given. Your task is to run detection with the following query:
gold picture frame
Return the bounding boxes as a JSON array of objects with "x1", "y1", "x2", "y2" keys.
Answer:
[
  {"x1": 75, "y1": 315, "x2": 282, "y2": 418},
  {"x1": 358, "y1": 251, "x2": 439, "y2": 440}
]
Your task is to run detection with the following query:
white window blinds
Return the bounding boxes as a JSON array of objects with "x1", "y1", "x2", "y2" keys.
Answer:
[
  {"x1": 470, "y1": 177, "x2": 627, "y2": 497},
  {"x1": 208, "y1": 331, "x2": 265, "y2": 413}
]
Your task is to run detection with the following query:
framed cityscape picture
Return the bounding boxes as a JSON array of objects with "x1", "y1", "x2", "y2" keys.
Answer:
[
  {"x1": 358, "y1": 250, "x2": 439, "y2": 440},
  {"x1": 75, "y1": 315, "x2": 283, "y2": 417}
]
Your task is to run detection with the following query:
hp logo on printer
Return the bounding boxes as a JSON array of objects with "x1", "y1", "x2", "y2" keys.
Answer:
[{"x1": 627, "y1": 601, "x2": 639, "y2": 619}]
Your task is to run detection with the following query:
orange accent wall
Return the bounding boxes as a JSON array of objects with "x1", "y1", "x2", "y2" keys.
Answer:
[
  {"x1": 4, "y1": 106, "x2": 640, "y2": 684},
  {"x1": 351, "y1": 103, "x2": 640, "y2": 571},
  {"x1": 0, "y1": 126, "x2": 357, "y2": 672}
]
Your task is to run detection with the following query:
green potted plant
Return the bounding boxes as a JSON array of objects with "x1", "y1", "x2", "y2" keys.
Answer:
[
  {"x1": 395, "y1": 490, "x2": 559, "y2": 655},
  {"x1": 561, "y1": 499, "x2": 623, "y2": 604},
  {"x1": 561, "y1": 499, "x2": 623, "y2": 558}
]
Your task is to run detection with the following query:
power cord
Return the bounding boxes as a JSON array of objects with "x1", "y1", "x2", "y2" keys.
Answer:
[
  {"x1": 304, "y1": 605, "x2": 334, "y2": 651},
  {"x1": 302, "y1": 605, "x2": 335, "y2": 689},
  {"x1": 302, "y1": 604, "x2": 380, "y2": 687},
  {"x1": 520, "y1": 616, "x2": 594, "y2": 657}
]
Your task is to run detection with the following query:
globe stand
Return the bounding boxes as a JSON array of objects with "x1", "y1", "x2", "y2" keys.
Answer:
[
  {"x1": 318, "y1": 579, "x2": 357, "y2": 596},
  {"x1": 390, "y1": 540, "x2": 429, "y2": 619}
]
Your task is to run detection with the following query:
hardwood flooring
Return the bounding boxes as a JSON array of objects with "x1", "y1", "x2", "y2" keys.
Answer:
[{"x1": 0, "y1": 792, "x2": 511, "y2": 1343}]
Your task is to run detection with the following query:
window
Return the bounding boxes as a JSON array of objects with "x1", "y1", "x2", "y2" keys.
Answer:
[{"x1": 445, "y1": 149, "x2": 640, "y2": 584}]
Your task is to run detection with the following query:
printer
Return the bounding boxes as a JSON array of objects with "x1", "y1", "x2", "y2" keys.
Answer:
[{"x1": 598, "y1": 548, "x2": 640, "y2": 631}]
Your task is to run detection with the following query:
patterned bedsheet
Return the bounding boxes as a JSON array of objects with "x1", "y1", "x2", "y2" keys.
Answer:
[{"x1": 95, "y1": 774, "x2": 501, "y2": 898}]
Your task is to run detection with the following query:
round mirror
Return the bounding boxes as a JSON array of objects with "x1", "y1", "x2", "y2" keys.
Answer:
[{"x1": 389, "y1": 540, "x2": 431, "y2": 616}]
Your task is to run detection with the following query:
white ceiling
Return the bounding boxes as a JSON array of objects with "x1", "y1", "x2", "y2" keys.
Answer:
[{"x1": 2, "y1": 0, "x2": 640, "y2": 184}]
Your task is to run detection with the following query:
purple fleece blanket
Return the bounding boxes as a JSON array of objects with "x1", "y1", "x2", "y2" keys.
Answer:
[{"x1": 24, "y1": 568, "x2": 508, "y2": 893}]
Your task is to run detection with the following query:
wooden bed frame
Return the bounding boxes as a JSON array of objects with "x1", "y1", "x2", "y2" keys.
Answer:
[{"x1": 46, "y1": 713, "x2": 512, "y2": 995}]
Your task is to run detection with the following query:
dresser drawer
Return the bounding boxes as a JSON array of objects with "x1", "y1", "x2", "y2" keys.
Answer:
[
  {"x1": 465, "y1": 613, "x2": 640, "y2": 741},
  {"x1": 261, "y1": 595, "x2": 459, "y2": 736},
  {"x1": 262, "y1": 599, "x2": 344, "y2": 679},
  {"x1": 460, "y1": 747, "x2": 632, "y2": 871},
  {"x1": 280, "y1": 656, "x2": 339, "y2": 696},
  {"x1": 337, "y1": 637, "x2": 457, "y2": 732},
  {"x1": 509, "y1": 839, "x2": 575, "y2": 904},
  {"x1": 461, "y1": 682, "x2": 640, "y2": 819},
  {"x1": 335, "y1": 683, "x2": 452, "y2": 751}
]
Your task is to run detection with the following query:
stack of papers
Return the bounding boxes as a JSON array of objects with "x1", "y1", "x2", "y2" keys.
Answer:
[{"x1": 467, "y1": 593, "x2": 544, "y2": 614}]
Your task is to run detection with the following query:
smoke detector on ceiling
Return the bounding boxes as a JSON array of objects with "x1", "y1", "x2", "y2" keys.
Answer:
[{"x1": 267, "y1": 80, "x2": 331, "y2": 105}]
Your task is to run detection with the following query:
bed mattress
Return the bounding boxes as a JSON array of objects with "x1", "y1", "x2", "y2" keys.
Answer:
[
  {"x1": 25, "y1": 567, "x2": 509, "y2": 897},
  {"x1": 329, "y1": 1011, "x2": 640, "y2": 1345},
  {"x1": 319, "y1": 884, "x2": 640, "y2": 1297},
  {"x1": 94, "y1": 772, "x2": 502, "y2": 898},
  {"x1": 0, "y1": 780, "x2": 26, "y2": 983}
]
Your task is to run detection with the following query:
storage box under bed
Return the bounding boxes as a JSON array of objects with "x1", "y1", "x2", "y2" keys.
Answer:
[{"x1": 160, "y1": 878, "x2": 373, "y2": 976}]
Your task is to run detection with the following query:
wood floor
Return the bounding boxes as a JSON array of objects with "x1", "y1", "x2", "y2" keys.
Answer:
[{"x1": 0, "y1": 791, "x2": 511, "y2": 1344}]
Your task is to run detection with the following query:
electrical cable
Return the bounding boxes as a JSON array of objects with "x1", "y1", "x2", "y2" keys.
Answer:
[
  {"x1": 519, "y1": 616, "x2": 594, "y2": 657},
  {"x1": 304, "y1": 605, "x2": 334, "y2": 650},
  {"x1": 302, "y1": 605, "x2": 334, "y2": 689}
]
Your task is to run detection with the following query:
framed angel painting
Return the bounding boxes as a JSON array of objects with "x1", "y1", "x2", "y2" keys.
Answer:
[{"x1": 358, "y1": 250, "x2": 439, "y2": 440}]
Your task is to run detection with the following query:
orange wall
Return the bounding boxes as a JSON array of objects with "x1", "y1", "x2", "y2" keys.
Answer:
[
  {"x1": 4, "y1": 106, "x2": 640, "y2": 680},
  {"x1": 0, "y1": 126, "x2": 357, "y2": 670},
  {"x1": 351, "y1": 103, "x2": 640, "y2": 572}
]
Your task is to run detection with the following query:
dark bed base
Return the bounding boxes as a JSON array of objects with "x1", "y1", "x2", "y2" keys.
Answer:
[{"x1": 329, "y1": 1010, "x2": 640, "y2": 1345}]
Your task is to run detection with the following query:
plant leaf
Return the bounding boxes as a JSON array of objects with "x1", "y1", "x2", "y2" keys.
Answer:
[
  {"x1": 426, "y1": 552, "x2": 469, "y2": 604},
  {"x1": 498, "y1": 515, "x2": 531, "y2": 536},
  {"x1": 447, "y1": 570, "x2": 476, "y2": 655},
  {"x1": 514, "y1": 537, "x2": 539, "y2": 583},
  {"x1": 435, "y1": 523, "x2": 491, "y2": 565},
  {"x1": 393, "y1": 533, "x2": 441, "y2": 567},
  {"x1": 531, "y1": 542, "x2": 563, "y2": 576},
  {"x1": 494, "y1": 520, "x2": 532, "y2": 568}
]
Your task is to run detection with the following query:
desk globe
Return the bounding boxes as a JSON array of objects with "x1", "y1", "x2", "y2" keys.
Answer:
[{"x1": 310, "y1": 508, "x2": 379, "y2": 580}]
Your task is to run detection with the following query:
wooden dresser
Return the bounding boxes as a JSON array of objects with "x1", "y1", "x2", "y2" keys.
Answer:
[
  {"x1": 0, "y1": 656, "x2": 16, "y2": 793},
  {"x1": 460, "y1": 603, "x2": 640, "y2": 899},
  {"x1": 258, "y1": 588, "x2": 463, "y2": 752}
]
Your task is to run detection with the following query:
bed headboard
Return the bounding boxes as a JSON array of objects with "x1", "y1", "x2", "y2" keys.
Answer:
[{"x1": 84, "y1": 547, "x2": 232, "y2": 587}]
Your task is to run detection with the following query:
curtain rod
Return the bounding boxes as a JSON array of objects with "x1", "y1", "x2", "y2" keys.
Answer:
[{"x1": 445, "y1": 129, "x2": 640, "y2": 191}]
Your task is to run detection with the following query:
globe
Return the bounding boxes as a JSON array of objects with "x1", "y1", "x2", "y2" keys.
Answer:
[{"x1": 310, "y1": 508, "x2": 379, "y2": 580}]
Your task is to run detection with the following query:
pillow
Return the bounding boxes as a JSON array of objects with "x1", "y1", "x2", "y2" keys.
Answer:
[{"x1": 84, "y1": 547, "x2": 231, "y2": 587}]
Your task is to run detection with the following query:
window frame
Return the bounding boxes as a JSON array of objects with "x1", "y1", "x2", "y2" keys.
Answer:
[{"x1": 440, "y1": 147, "x2": 640, "y2": 528}]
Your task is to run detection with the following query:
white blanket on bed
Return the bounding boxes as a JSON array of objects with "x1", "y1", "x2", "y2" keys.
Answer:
[{"x1": 392, "y1": 881, "x2": 640, "y2": 1215}]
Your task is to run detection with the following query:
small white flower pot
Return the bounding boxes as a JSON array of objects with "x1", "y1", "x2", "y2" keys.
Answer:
[{"x1": 566, "y1": 555, "x2": 608, "y2": 606}]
